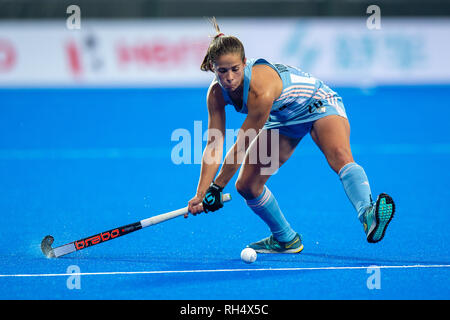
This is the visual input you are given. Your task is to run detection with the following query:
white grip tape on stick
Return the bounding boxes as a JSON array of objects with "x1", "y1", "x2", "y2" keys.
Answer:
[{"x1": 140, "y1": 193, "x2": 231, "y2": 228}]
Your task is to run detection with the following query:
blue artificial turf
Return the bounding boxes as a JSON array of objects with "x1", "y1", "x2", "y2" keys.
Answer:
[{"x1": 0, "y1": 85, "x2": 449, "y2": 299}]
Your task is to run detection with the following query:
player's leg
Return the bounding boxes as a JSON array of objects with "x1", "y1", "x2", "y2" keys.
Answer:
[
  {"x1": 235, "y1": 128, "x2": 300, "y2": 199},
  {"x1": 235, "y1": 128, "x2": 303, "y2": 253},
  {"x1": 310, "y1": 115, "x2": 353, "y2": 173},
  {"x1": 310, "y1": 115, "x2": 395, "y2": 242},
  {"x1": 310, "y1": 115, "x2": 372, "y2": 215}
]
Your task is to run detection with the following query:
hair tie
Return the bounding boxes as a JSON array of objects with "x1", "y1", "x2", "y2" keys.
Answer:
[{"x1": 216, "y1": 33, "x2": 225, "y2": 38}]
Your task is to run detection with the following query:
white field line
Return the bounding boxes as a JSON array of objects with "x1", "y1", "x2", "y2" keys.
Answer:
[{"x1": 1, "y1": 264, "x2": 450, "y2": 278}]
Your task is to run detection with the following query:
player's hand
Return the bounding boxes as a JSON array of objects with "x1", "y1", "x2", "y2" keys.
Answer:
[
  {"x1": 186, "y1": 195, "x2": 204, "y2": 218},
  {"x1": 202, "y1": 183, "x2": 224, "y2": 213}
]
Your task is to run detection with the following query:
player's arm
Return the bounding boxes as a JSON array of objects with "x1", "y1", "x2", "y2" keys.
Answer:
[
  {"x1": 197, "y1": 81, "x2": 226, "y2": 198},
  {"x1": 214, "y1": 66, "x2": 280, "y2": 189},
  {"x1": 187, "y1": 81, "x2": 226, "y2": 216}
]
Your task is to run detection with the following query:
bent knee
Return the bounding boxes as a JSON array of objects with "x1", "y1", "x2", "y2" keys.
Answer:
[
  {"x1": 326, "y1": 146, "x2": 354, "y2": 173},
  {"x1": 235, "y1": 179, "x2": 264, "y2": 200}
]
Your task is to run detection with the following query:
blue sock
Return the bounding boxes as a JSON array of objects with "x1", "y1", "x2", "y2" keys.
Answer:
[
  {"x1": 246, "y1": 186, "x2": 296, "y2": 243},
  {"x1": 339, "y1": 162, "x2": 373, "y2": 222}
]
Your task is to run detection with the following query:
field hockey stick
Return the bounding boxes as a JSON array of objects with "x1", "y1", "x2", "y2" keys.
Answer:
[{"x1": 41, "y1": 193, "x2": 232, "y2": 258}]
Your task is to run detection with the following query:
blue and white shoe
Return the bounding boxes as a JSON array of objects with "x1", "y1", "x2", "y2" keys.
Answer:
[
  {"x1": 247, "y1": 233, "x2": 303, "y2": 253},
  {"x1": 362, "y1": 193, "x2": 395, "y2": 243}
]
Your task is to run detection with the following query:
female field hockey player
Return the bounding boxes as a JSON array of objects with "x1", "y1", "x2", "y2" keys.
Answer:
[{"x1": 186, "y1": 19, "x2": 395, "y2": 253}]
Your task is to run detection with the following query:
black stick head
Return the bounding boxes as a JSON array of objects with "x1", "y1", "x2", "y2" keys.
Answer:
[{"x1": 41, "y1": 235, "x2": 56, "y2": 258}]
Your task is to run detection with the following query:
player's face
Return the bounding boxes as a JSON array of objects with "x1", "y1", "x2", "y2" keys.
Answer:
[{"x1": 213, "y1": 53, "x2": 246, "y2": 93}]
